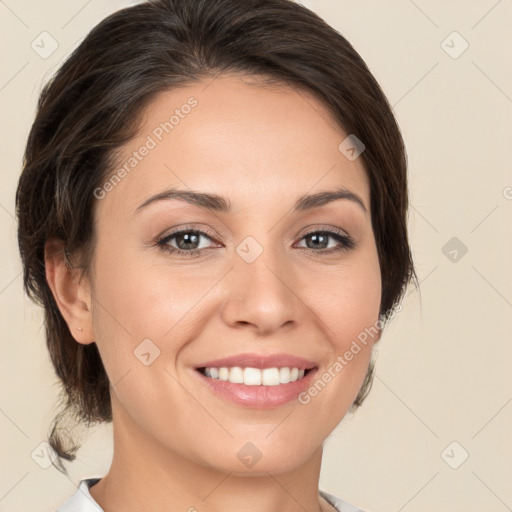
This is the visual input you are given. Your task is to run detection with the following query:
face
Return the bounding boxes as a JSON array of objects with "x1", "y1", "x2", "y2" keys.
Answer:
[{"x1": 85, "y1": 73, "x2": 381, "y2": 475}]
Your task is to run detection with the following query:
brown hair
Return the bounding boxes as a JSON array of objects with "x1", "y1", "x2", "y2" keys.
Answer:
[{"x1": 16, "y1": 0, "x2": 417, "y2": 474}]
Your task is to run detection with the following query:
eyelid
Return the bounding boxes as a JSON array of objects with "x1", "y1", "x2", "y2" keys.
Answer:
[
  {"x1": 159, "y1": 224, "x2": 220, "y2": 242},
  {"x1": 300, "y1": 225, "x2": 351, "y2": 239}
]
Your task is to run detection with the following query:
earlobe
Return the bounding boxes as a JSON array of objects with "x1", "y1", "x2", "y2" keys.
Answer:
[{"x1": 44, "y1": 238, "x2": 95, "y2": 345}]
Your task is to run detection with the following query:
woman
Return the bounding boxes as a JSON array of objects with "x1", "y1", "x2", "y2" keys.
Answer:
[{"x1": 15, "y1": 0, "x2": 416, "y2": 510}]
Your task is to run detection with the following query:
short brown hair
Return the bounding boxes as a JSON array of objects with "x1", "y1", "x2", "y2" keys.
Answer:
[{"x1": 16, "y1": 0, "x2": 417, "y2": 474}]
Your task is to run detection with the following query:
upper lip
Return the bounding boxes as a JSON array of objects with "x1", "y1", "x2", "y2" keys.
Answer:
[{"x1": 195, "y1": 353, "x2": 318, "y2": 370}]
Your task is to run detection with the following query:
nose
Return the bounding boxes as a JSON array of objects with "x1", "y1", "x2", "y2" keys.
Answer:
[{"x1": 220, "y1": 242, "x2": 304, "y2": 335}]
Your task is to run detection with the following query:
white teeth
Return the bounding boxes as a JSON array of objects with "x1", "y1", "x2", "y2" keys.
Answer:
[
  {"x1": 262, "y1": 368, "x2": 280, "y2": 386},
  {"x1": 229, "y1": 367, "x2": 244, "y2": 384},
  {"x1": 279, "y1": 367, "x2": 291, "y2": 383},
  {"x1": 244, "y1": 367, "x2": 261, "y2": 386},
  {"x1": 201, "y1": 366, "x2": 309, "y2": 385}
]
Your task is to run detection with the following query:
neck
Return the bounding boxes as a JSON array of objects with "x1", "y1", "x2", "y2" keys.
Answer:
[{"x1": 89, "y1": 397, "x2": 331, "y2": 512}]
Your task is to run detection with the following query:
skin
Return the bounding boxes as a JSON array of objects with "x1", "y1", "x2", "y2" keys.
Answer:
[{"x1": 45, "y1": 73, "x2": 382, "y2": 512}]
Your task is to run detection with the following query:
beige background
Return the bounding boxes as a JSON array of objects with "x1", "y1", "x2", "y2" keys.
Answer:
[{"x1": 1, "y1": 1, "x2": 511, "y2": 511}]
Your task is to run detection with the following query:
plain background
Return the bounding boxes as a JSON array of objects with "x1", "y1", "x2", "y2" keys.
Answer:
[{"x1": 1, "y1": 1, "x2": 511, "y2": 511}]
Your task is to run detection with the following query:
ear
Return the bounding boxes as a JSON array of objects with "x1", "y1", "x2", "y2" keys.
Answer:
[{"x1": 44, "y1": 238, "x2": 94, "y2": 345}]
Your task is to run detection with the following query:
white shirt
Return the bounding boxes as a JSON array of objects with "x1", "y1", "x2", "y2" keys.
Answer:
[{"x1": 55, "y1": 478, "x2": 368, "y2": 512}]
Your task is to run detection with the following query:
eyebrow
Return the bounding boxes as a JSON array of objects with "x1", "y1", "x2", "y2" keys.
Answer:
[{"x1": 134, "y1": 186, "x2": 367, "y2": 215}]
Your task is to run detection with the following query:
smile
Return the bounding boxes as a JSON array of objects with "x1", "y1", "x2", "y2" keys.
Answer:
[
  {"x1": 198, "y1": 366, "x2": 312, "y2": 386},
  {"x1": 194, "y1": 365, "x2": 318, "y2": 409}
]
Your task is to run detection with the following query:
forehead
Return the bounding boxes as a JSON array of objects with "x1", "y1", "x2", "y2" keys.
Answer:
[{"x1": 96, "y1": 73, "x2": 370, "y2": 219}]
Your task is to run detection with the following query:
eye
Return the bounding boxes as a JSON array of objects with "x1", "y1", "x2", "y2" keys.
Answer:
[
  {"x1": 156, "y1": 226, "x2": 356, "y2": 257},
  {"x1": 295, "y1": 227, "x2": 356, "y2": 255},
  {"x1": 156, "y1": 227, "x2": 219, "y2": 257}
]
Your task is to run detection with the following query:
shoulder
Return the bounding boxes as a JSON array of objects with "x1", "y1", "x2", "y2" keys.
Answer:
[
  {"x1": 320, "y1": 488, "x2": 370, "y2": 512},
  {"x1": 55, "y1": 478, "x2": 104, "y2": 512}
]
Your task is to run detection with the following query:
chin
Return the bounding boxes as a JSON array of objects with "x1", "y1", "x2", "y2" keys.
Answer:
[{"x1": 199, "y1": 440, "x2": 319, "y2": 476}]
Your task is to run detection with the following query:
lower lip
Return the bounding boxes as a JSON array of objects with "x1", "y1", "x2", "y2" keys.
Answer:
[{"x1": 193, "y1": 368, "x2": 318, "y2": 409}]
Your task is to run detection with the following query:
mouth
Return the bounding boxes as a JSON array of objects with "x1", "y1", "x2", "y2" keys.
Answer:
[
  {"x1": 193, "y1": 364, "x2": 318, "y2": 408},
  {"x1": 196, "y1": 366, "x2": 316, "y2": 386},
  {"x1": 192, "y1": 352, "x2": 319, "y2": 408}
]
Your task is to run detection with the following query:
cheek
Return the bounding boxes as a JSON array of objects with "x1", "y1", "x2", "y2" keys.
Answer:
[
  {"x1": 91, "y1": 240, "x2": 187, "y2": 334},
  {"x1": 89, "y1": 239, "x2": 220, "y2": 380},
  {"x1": 87, "y1": 236, "x2": 171, "y2": 381},
  {"x1": 304, "y1": 251, "x2": 381, "y2": 392},
  {"x1": 309, "y1": 253, "x2": 381, "y2": 344}
]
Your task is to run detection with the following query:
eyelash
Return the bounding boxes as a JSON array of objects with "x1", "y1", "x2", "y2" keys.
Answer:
[{"x1": 155, "y1": 226, "x2": 356, "y2": 258}]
